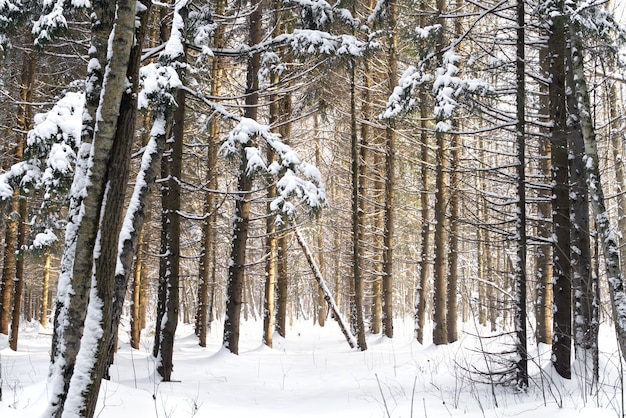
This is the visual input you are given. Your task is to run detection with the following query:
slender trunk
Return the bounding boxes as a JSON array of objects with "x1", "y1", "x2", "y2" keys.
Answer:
[
  {"x1": 8, "y1": 196, "x2": 26, "y2": 351},
  {"x1": 316, "y1": 116, "x2": 326, "y2": 328},
  {"x1": 295, "y1": 228, "x2": 357, "y2": 349},
  {"x1": 7, "y1": 48, "x2": 34, "y2": 348},
  {"x1": 447, "y1": 129, "x2": 459, "y2": 344},
  {"x1": 382, "y1": 0, "x2": 398, "y2": 339},
  {"x1": 416, "y1": 91, "x2": 430, "y2": 343},
  {"x1": 514, "y1": 0, "x2": 528, "y2": 387},
  {"x1": 224, "y1": 0, "x2": 262, "y2": 354},
  {"x1": 535, "y1": 45, "x2": 553, "y2": 345},
  {"x1": 130, "y1": 227, "x2": 145, "y2": 350},
  {"x1": 158, "y1": 65, "x2": 185, "y2": 381},
  {"x1": 40, "y1": 250, "x2": 51, "y2": 328},
  {"x1": 197, "y1": 0, "x2": 225, "y2": 347}
]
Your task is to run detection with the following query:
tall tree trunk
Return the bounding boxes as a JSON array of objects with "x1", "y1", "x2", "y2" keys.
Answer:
[
  {"x1": 130, "y1": 226, "x2": 145, "y2": 350},
  {"x1": 415, "y1": 92, "x2": 430, "y2": 343},
  {"x1": 447, "y1": 128, "x2": 459, "y2": 344},
  {"x1": 197, "y1": 0, "x2": 225, "y2": 347},
  {"x1": 224, "y1": 0, "x2": 263, "y2": 354},
  {"x1": 7, "y1": 47, "x2": 34, "y2": 349},
  {"x1": 382, "y1": 0, "x2": 398, "y2": 339},
  {"x1": 565, "y1": 46, "x2": 592, "y2": 354},
  {"x1": 513, "y1": 0, "x2": 528, "y2": 387},
  {"x1": 570, "y1": 29, "x2": 626, "y2": 365},
  {"x1": 157, "y1": 58, "x2": 186, "y2": 382},
  {"x1": 432, "y1": 0, "x2": 449, "y2": 346},
  {"x1": 350, "y1": 56, "x2": 367, "y2": 350},
  {"x1": 41, "y1": 250, "x2": 51, "y2": 328},
  {"x1": 549, "y1": 3, "x2": 572, "y2": 379},
  {"x1": 315, "y1": 115, "x2": 326, "y2": 328},
  {"x1": 535, "y1": 44, "x2": 553, "y2": 345},
  {"x1": 45, "y1": 0, "x2": 138, "y2": 414}
]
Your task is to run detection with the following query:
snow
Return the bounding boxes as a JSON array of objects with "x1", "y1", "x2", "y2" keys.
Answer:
[
  {"x1": 1, "y1": 320, "x2": 624, "y2": 417},
  {"x1": 277, "y1": 30, "x2": 370, "y2": 57}
]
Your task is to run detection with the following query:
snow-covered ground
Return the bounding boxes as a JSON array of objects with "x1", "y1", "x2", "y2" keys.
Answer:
[{"x1": 0, "y1": 318, "x2": 623, "y2": 417}]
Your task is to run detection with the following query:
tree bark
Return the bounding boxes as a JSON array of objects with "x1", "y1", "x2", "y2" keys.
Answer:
[
  {"x1": 197, "y1": 0, "x2": 225, "y2": 347},
  {"x1": 514, "y1": 0, "x2": 528, "y2": 387},
  {"x1": 223, "y1": 0, "x2": 263, "y2": 354},
  {"x1": 549, "y1": 4, "x2": 572, "y2": 379},
  {"x1": 382, "y1": 0, "x2": 398, "y2": 340}
]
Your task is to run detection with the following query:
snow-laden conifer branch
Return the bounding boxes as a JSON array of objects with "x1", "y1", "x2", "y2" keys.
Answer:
[
  {"x1": 275, "y1": 29, "x2": 372, "y2": 57},
  {"x1": 0, "y1": 0, "x2": 25, "y2": 48},
  {"x1": 220, "y1": 117, "x2": 325, "y2": 224},
  {"x1": 286, "y1": 0, "x2": 358, "y2": 30},
  {"x1": 32, "y1": 0, "x2": 91, "y2": 46},
  {"x1": 0, "y1": 91, "x2": 83, "y2": 202}
]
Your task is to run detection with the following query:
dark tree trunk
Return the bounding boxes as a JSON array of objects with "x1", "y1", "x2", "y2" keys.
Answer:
[{"x1": 549, "y1": 4, "x2": 572, "y2": 379}]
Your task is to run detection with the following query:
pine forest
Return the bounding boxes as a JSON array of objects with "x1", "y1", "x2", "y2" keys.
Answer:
[{"x1": 0, "y1": 0, "x2": 626, "y2": 417}]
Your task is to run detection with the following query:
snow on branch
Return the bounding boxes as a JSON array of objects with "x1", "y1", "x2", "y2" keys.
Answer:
[
  {"x1": 32, "y1": 0, "x2": 90, "y2": 46},
  {"x1": 382, "y1": 66, "x2": 430, "y2": 119},
  {"x1": 566, "y1": 0, "x2": 626, "y2": 44},
  {"x1": 0, "y1": 91, "x2": 84, "y2": 200},
  {"x1": 276, "y1": 29, "x2": 371, "y2": 57},
  {"x1": 382, "y1": 46, "x2": 490, "y2": 123},
  {"x1": 220, "y1": 117, "x2": 325, "y2": 224},
  {"x1": 368, "y1": 0, "x2": 387, "y2": 24},
  {"x1": 138, "y1": 1, "x2": 186, "y2": 110}
]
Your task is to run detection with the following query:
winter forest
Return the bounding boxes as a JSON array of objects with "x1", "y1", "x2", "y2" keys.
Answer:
[{"x1": 1, "y1": 0, "x2": 626, "y2": 416}]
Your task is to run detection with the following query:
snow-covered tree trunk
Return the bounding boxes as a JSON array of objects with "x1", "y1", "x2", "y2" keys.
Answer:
[
  {"x1": 105, "y1": 0, "x2": 153, "y2": 370},
  {"x1": 570, "y1": 31, "x2": 626, "y2": 361},
  {"x1": 565, "y1": 44, "x2": 593, "y2": 355},
  {"x1": 154, "y1": 1, "x2": 187, "y2": 381},
  {"x1": 45, "y1": 0, "x2": 138, "y2": 415}
]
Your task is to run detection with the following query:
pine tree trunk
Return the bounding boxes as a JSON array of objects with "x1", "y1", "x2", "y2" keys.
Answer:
[
  {"x1": 570, "y1": 30, "x2": 626, "y2": 364},
  {"x1": 8, "y1": 47, "x2": 34, "y2": 349},
  {"x1": 566, "y1": 49, "x2": 592, "y2": 354},
  {"x1": 447, "y1": 129, "x2": 459, "y2": 344},
  {"x1": 416, "y1": 93, "x2": 430, "y2": 343},
  {"x1": 549, "y1": 5, "x2": 572, "y2": 379},
  {"x1": 276, "y1": 228, "x2": 289, "y2": 337},
  {"x1": 130, "y1": 227, "x2": 145, "y2": 350},
  {"x1": 514, "y1": 0, "x2": 528, "y2": 386},
  {"x1": 158, "y1": 68, "x2": 185, "y2": 381},
  {"x1": 349, "y1": 51, "x2": 367, "y2": 350},
  {"x1": 382, "y1": 0, "x2": 398, "y2": 339},
  {"x1": 535, "y1": 45, "x2": 553, "y2": 345},
  {"x1": 224, "y1": 0, "x2": 262, "y2": 354},
  {"x1": 40, "y1": 250, "x2": 51, "y2": 329},
  {"x1": 197, "y1": 0, "x2": 225, "y2": 347}
]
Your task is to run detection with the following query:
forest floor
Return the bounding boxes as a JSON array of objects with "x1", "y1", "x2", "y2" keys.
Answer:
[{"x1": 0, "y1": 317, "x2": 623, "y2": 417}]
